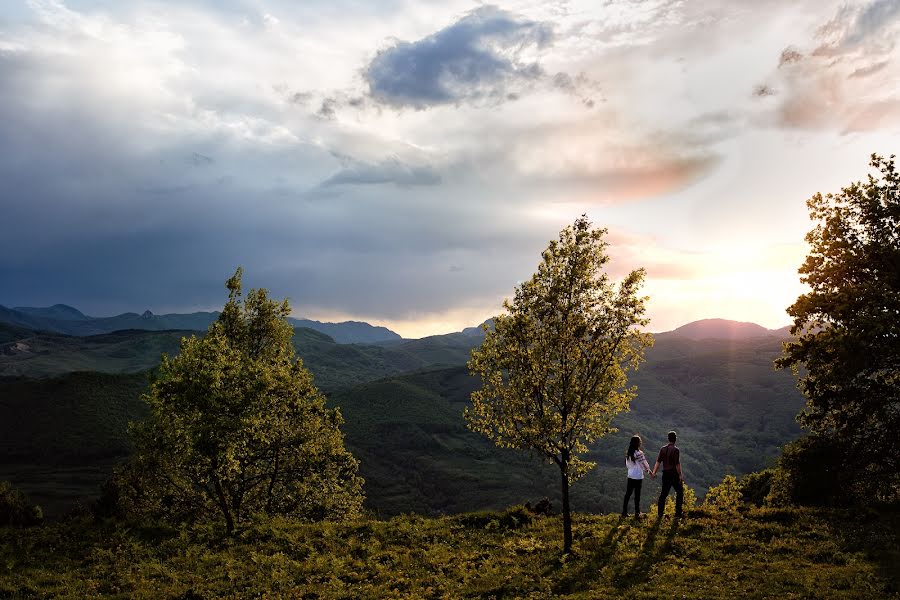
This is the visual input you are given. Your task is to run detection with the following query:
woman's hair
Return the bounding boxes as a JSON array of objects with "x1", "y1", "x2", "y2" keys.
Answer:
[{"x1": 627, "y1": 435, "x2": 642, "y2": 461}]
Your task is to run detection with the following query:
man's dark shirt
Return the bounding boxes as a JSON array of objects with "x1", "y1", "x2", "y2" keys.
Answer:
[{"x1": 657, "y1": 443, "x2": 680, "y2": 472}]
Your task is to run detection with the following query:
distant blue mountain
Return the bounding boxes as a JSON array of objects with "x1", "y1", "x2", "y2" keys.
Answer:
[
  {"x1": 14, "y1": 304, "x2": 91, "y2": 321},
  {"x1": 0, "y1": 305, "x2": 403, "y2": 344},
  {"x1": 658, "y1": 318, "x2": 788, "y2": 341},
  {"x1": 288, "y1": 318, "x2": 402, "y2": 344}
]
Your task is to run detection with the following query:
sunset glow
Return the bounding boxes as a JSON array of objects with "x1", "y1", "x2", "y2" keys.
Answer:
[{"x1": 2, "y1": 0, "x2": 899, "y2": 337}]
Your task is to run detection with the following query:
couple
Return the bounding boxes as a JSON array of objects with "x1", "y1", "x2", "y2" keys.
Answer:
[{"x1": 622, "y1": 431, "x2": 684, "y2": 520}]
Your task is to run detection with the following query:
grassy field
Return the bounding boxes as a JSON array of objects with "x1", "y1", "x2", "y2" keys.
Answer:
[{"x1": 1, "y1": 507, "x2": 897, "y2": 598}]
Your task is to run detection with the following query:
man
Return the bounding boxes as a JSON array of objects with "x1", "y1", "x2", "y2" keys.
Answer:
[{"x1": 651, "y1": 430, "x2": 684, "y2": 518}]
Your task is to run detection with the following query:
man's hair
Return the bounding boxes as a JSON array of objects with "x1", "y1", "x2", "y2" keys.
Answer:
[{"x1": 668, "y1": 431, "x2": 677, "y2": 443}]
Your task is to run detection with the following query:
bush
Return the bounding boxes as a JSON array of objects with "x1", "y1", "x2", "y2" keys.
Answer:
[
  {"x1": 739, "y1": 469, "x2": 774, "y2": 507},
  {"x1": 767, "y1": 434, "x2": 867, "y2": 507},
  {"x1": 704, "y1": 475, "x2": 742, "y2": 512},
  {"x1": 0, "y1": 481, "x2": 43, "y2": 527}
]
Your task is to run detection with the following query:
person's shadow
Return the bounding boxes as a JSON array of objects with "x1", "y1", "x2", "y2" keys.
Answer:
[
  {"x1": 550, "y1": 516, "x2": 638, "y2": 595},
  {"x1": 610, "y1": 517, "x2": 679, "y2": 590}
]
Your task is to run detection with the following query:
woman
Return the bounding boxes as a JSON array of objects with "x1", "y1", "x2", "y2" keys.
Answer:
[{"x1": 622, "y1": 434, "x2": 653, "y2": 518}]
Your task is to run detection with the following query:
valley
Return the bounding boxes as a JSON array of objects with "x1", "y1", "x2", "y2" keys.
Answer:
[{"x1": 0, "y1": 310, "x2": 804, "y2": 518}]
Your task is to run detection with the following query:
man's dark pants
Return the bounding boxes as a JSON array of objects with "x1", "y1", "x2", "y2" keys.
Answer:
[{"x1": 657, "y1": 470, "x2": 684, "y2": 517}]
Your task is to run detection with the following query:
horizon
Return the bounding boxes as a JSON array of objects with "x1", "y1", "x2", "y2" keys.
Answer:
[
  {"x1": 2, "y1": 300, "x2": 789, "y2": 339},
  {"x1": 2, "y1": 1, "x2": 898, "y2": 338}
]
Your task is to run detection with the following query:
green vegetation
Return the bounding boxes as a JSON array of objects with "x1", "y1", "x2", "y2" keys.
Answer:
[
  {"x1": 0, "y1": 329, "x2": 187, "y2": 378},
  {"x1": 1, "y1": 507, "x2": 896, "y2": 598},
  {"x1": 0, "y1": 332, "x2": 805, "y2": 518},
  {"x1": 0, "y1": 372, "x2": 149, "y2": 463},
  {"x1": 467, "y1": 216, "x2": 652, "y2": 552},
  {"x1": 0, "y1": 481, "x2": 42, "y2": 527},
  {"x1": 120, "y1": 269, "x2": 364, "y2": 533},
  {"x1": 777, "y1": 153, "x2": 900, "y2": 504}
]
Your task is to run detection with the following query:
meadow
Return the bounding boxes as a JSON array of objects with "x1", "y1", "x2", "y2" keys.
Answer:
[{"x1": 1, "y1": 507, "x2": 896, "y2": 598}]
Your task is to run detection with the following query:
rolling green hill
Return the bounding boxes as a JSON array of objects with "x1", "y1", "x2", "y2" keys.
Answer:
[
  {"x1": 0, "y1": 322, "x2": 805, "y2": 518},
  {"x1": 330, "y1": 333, "x2": 804, "y2": 516},
  {"x1": 0, "y1": 326, "x2": 421, "y2": 387},
  {"x1": 0, "y1": 329, "x2": 189, "y2": 378}
]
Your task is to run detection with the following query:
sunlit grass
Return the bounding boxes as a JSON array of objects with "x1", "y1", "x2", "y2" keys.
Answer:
[{"x1": 1, "y1": 506, "x2": 896, "y2": 599}]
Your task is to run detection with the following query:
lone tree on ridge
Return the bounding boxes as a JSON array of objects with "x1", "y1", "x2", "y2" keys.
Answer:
[
  {"x1": 121, "y1": 268, "x2": 364, "y2": 533},
  {"x1": 466, "y1": 216, "x2": 653, "y2": 554}
]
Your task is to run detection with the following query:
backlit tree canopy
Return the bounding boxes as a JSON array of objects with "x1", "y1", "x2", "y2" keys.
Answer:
[
  {"x1": 777, "y1": 154, "x2": 899, "y2": 502},
  {"x1": 466, "y1": 216, "x2": 652, "y2": 553},
  {"x1": 123, "y1": 269, "x2": 364, "y2": 532}
]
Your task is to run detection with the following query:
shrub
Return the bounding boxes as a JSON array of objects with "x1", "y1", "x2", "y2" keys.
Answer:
[
  {"x1": 739, "y1": 469, "x2": 774, "y2": 507},
  {"x1": 766, "y1": 434, "x2": 866, "y2": 507},
  {"x1": 0, "y1": 481, "x2": 43, "y2": 527},
  {"x1": 704, "y1": 475, "x2": 742, "y2": 512}
]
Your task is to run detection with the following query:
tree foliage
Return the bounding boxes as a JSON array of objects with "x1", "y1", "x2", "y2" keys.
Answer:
[
  {"x1": 703, "y1": 475, "x2": 742, "y2": 513},
  {"x1": 776, "y1": 154, "x2": 900, "y2": 503},
  {"x1": 122, "y1": 269, "x2": 364, "y2": 532},
  {"x1": 466, "y1": 216, "x2": 652, "y2": 553}
]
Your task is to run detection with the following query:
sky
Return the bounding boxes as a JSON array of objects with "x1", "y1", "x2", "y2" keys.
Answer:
[{"x1": 1, "y1": 0, "x2": 898, "y2": 338}]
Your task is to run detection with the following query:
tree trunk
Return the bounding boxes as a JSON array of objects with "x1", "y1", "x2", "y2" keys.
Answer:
[
  {"x1": 211, "y1": 475, "x2": 235, "y2": 535},
  {"x1": 560, "y1": 461, "x2": 572, "y2": 554},
  {"x1": 266, "y1": 447, "x2": 281, "y2": 513}
]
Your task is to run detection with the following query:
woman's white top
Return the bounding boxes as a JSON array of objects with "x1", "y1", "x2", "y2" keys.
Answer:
[{"x1": 626, "y1": 449, "x2": 651, "y2": 479}]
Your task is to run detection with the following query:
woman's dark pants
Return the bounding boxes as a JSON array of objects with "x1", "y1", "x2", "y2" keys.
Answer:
[{"x1": 622, "y1": 477, "x2": 642, "y2": 515}]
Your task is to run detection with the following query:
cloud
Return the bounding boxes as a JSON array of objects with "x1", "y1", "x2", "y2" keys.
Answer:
[
  {"x1": 849, "y1": 59, "x2": 889, "y2": 78},
  {"x1": 814, "y1": 0, "x2": 900, "y2": 55},
  {"x1": 320, "y1": 155, "x2": 442, "y2": 187},
  {"x1": 364, "y1": 5, "x2": 555, "y2": 108},
  {"x1": 755, "y1": 0, "x2": 900, "y2": 132}
]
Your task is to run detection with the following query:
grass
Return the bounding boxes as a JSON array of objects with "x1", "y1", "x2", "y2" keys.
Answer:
[{"x1": 1, "y1": 507, "x2": 897, "y2": 598}]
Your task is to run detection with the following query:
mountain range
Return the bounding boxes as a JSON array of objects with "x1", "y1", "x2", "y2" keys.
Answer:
[
  {"x1": 0, "y1": 306, "x2": 802, "y2": 517},
  {"x1": 0, "y1": 304, "x2": 401, "y2": 344},
  {"x1": 2, "y1": 304, "x2": 790, "y2": 344}
]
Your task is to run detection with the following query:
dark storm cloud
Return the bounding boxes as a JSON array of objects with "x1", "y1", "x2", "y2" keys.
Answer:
[
  {"x1": 365, "y1": 5, "x2": 554, "y2": 109},
  {"x1": 0, "y1": 43, "x2": 545, "y2": 324}
]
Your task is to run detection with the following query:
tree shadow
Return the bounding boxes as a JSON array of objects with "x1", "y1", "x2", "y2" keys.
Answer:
[
  {"x1": 825, "y1": 508, "x2": 900, "y2": 594},
  {"x1": 549, "y1": 516, "x2": 634, "y2": 595}
]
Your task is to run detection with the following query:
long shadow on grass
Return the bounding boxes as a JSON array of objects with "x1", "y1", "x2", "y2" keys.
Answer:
[
  {"x1": 550, "y1": 517, "x2": 633, "y2": 596},
  {"x1": 609, "y1": 517, "x2": 679, "y2": 591},
  {"x1": 826, "y1": 508, "x2": 900, "y2": 594}
]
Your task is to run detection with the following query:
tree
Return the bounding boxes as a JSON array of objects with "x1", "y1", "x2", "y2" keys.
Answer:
[
  {"x1": 776, "y1": 154, "x2": 900, "y2": 503},
  {"x1": 466, "y1": 216, "x2": 652, "y2": 553},
  {"x1": 124, "y1": 268, "x2": 364, "y2": 533}
]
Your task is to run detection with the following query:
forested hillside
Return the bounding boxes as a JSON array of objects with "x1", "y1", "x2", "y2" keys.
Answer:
[{"x1": 0, "y1": 321, "x2": 803, "y2": 517}]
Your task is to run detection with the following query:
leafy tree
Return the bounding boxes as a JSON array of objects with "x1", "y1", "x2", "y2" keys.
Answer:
[
  {"x1": 466, "y1": 216, "x2": 652, "y2": 553},
  {"x1": 776, "y1": 154, "x2": 900, "y2": 503},
  {"x1": 124, "y1": 269, "x2": 364, "y2": 533}
]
